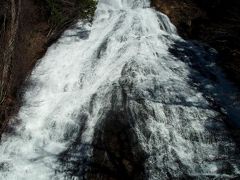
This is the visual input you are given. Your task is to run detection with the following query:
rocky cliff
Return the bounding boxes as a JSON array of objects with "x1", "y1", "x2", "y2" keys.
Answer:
[{"x1": 152, "y1": 0, "x2": 240, "y2": 86}]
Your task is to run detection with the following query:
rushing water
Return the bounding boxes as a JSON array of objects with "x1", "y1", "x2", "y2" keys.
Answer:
[{"x1": 0, "y1": 0, "x2": 240, "y2": 179}]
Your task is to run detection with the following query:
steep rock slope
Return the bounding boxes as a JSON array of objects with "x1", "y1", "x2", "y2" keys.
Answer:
[
  {"x1": 0, "y1": 0, "x2": 239, "y2": 179},
  {"x1": 152, "y1": 0, "x2": 240, "y2": 87}
]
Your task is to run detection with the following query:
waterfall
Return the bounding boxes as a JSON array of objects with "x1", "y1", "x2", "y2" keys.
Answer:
[{"x1": 0, "y1": 0, "x2": 240, "y2": 179}]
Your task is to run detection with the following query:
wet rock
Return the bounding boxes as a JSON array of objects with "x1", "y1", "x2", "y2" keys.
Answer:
[{"x1": 152, "y1": 0, "x2": 240, "y2": 87}]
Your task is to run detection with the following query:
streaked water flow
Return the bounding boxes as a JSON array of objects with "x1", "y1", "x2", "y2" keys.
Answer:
[{"x1": 0, "y1": 0, "x2": 240, "y2": 179}]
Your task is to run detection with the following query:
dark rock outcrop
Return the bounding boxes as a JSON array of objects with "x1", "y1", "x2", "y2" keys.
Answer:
[{"x1": 152, "y1": 0, "x2": 240, "y2": 87}]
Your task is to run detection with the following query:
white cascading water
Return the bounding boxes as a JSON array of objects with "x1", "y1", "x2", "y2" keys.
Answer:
[{"x1": 0, "y1": 0, "x2": 240, "y2": 179}]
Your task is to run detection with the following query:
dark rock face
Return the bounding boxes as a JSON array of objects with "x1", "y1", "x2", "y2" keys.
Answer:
[
  {"x1": 89, "y1": 89, "x2": 147, "y2": 180},
  {"x1": 58, "y1": 85, "x2": 148, "y2": 180},
  {"x1": 152, "y1": 0, "x2": 240, "y2": 87}
]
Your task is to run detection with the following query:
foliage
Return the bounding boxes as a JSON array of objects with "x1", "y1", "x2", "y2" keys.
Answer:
[
  {"x1": 77, "y1": 0, "x2": 97, "y2": 19},
  {"x1": 44, "y1": 0, "x2": 97, "y2": 28}
]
